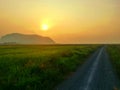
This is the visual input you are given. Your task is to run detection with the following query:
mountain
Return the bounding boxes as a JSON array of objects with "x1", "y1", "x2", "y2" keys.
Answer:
[{"x1": 0, "y1": 33, "x2": 55, "y2": 44}]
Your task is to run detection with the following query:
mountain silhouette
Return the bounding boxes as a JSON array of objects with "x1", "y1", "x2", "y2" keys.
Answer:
[{"x1": 0, "y1": 33, "x2": 55, "y2": 44}]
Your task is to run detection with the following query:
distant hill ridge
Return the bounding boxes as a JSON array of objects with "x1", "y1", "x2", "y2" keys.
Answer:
[{"x1": 0, "y1": 33, "x2": 55, "y2": 44}]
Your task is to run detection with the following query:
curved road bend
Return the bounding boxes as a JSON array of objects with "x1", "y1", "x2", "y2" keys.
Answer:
[{"x1": 56, "y1": 47, "x2": 120, "y2": 90}]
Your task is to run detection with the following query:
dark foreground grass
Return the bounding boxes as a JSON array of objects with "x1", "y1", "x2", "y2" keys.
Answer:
[
  {"x1": 107, "y1": 45, "x2": 120, "y2": 80},
  {"x1": 0, "y1": 45, "x2": 98, "y2": 90}
]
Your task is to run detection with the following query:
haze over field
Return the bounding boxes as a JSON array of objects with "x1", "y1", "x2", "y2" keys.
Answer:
[{"x1": 0, "y1": 0, "x2": 120, "y2": 44}]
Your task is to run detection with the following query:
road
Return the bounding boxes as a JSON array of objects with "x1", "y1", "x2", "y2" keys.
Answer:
[{"x1": 56, "y1": 47, "x2": 120, "y2": 90}]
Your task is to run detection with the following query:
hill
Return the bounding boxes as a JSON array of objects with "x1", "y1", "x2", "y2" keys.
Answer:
[{"x1": 0, "y1": 33, "x2": 55, "y2": 44}]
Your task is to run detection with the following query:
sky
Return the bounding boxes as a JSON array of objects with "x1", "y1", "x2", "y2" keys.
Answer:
[{"x1": 0, "y1": 0, "x2": 120, "y2": 44}]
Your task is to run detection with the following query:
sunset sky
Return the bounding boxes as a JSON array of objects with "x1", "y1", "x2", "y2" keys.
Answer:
[{"x1": 0, "y1": 0, "x2": 120, "y2": 44}]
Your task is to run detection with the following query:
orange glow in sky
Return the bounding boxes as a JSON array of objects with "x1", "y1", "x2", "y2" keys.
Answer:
[{"x1": 0, "y1": 0, "x2": 120, "y2": 43}]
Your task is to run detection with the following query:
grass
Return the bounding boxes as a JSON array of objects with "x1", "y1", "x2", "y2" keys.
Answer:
[
  {"x1": 0, "y1": 45, "x2": 98, "y2": 90},
  {"x1": 107, "y1": 45, "x2": 120, "y2": 80}
]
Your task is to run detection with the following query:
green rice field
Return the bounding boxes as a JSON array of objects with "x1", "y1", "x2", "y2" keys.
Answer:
[
  {"x1": 107, "y1": 45, "x2": 120, "y2": 80},
  {"x1": 0, "y1": 45, "x2": 98, "y2": 90}
]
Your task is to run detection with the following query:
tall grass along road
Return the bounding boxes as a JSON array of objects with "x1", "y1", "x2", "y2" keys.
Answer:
[
  {"x1": 0, "y1": 45, "x2": 97, "y2": 90},
  {"x1": 57, "y1": 47, "x2": 120, "y2": 90}
]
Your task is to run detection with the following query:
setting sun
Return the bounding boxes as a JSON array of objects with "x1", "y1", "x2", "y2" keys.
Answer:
[{"x1": 41, "y1": 24, "x2": 49, "y2": 31}]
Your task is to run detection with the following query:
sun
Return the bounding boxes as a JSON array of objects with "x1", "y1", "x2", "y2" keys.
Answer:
[{"x1": 41, "y1": 24, "x2": 49, "y2": 31}]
